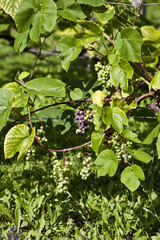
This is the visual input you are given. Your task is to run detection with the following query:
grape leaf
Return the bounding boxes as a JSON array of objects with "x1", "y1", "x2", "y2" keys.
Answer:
[
  {"x1": 57, "y1": 36, "x2": 82, "y2": 72},
  {"x1": 4, "y1": 124, "x2": 35, "y2": 163},
  {"x1": 110, "y1": 64, "x2": 128, "y2": 91},
  {"x1": 122, "y1": 129, "x2": 141, "y2": 143},
  {"x1": 78, "y1": 0, "x2": 104, "y2": 7},
  {"x1": 5, "y1": 82, "x2": 29, "y2": 108},
  {"x1": 143, "y1": 124, "x2": 160, "y2": 144},
  {"x1": 26, "y1": 78, "x2": 66, "y2": 98},
  {"x1": 0, "y1": 0, "x2": 22, "y2": 18},
  {"x1": 15, "y1": 0, "x2": 57, "y2": 42},
  {"x1": 95, "y1": 149, "x2": 118, "y2": 177},
  {"x1": 121, "y1": 165, "x2": 145, "y2": 191},
  {"x1": 114, "y1": 28, "x2": 143, "y2": 62},
  {"x1": 70, "y1": 88, "x2": 83, "y2": 100},
  {"x1": 112, "y1": 107, "x2": 128, "y2": 133},
  {"x1": 91, "y1": 131, "x2": 104, "y2": 154},
  {"x1": 92, "y1": 90, "x2": 106, "y2": 108},
  {"x1": 0, "y1": 89, "x2": 14, "y2": 131},
  {"x1": 149, "y1": 71, "x2": 160, "y2": 90}
]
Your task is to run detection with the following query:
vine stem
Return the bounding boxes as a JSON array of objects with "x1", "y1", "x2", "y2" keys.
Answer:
[
  {"x1": 48, "y1": 141, "x2": 91, "y2": 153},
  {"x1": 103, "y1": 32, "x2": 114, "y2": 44},
  {"x1": 132, "y1": 0, "x2": 144, "y2": 29}
]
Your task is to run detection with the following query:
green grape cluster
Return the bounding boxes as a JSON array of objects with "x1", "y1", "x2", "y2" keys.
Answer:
[
  {"x1": 95, "y1": 61, "x2": 112, "y2": 89},
  {"x1": 108, "y1": 133, "x2": 132, "y2": 162},
  {"x1": 77, "y1": 153, "x2": 94, "y2": 180},
  {"x1": 26, "y1": 147, "x2": 36, "y2": 161},
  {"x1": 37, "y1": 126, "x2": 48, "y2": 143},
  {"x1": 43, "y1": 151, "x2": 57, "y2": 171},
  {"x1": 52, "y1": 157, "x2": 72, "y2": 194}
]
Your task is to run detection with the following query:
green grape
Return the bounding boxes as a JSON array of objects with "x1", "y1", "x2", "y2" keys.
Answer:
[{"x1": 95, "y1": 62, "x2": 112, "y2": 89}]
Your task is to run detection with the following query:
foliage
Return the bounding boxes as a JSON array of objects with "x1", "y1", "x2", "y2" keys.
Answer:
[{"x1": 0, "y1": 0, "x2": 160, "y2": 238}]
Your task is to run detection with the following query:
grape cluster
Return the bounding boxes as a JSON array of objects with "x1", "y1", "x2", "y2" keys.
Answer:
[
  {"x1": 75, "y1": 108, "x2": 95, "y2": 134},
  {"x1": 37, "y1": 126, "x2": 48, "y2": 143},
  {"x1": 43, "y1": 151, "x2": 57, "y2": 172},
  {"x1": 77, "y1": 153, "x2": 94, "y2": 180},
  {"x1": 95, "y1": 61, "x2": 112, "y2": 89},
  {"x1": 108, "y1": 133, "x2": 132, "y2": 162},
  {"x1": 26, "y1": 147, "x2": 36, "y2": 161},
  {"x1": 52, "y1": 157, "x2": 72, "y2": 194}
]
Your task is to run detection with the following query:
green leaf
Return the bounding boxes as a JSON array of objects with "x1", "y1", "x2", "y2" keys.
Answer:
[
  {"x1": 70, "y1": 88, "x2": 83, "y2": 100},
  {"x1": 77, "y1": 20, "x2": 103, "y2": 38},
  {"x1": 78, "y1": 0, "x2": 104, "y2": 7},
  {"x1": 122, "y1": 129, "x2": 141, "y2": 143},
  {"x1": 0, "y1": 0, "x2": 22, "y2": 18},
  {"x1": 121, "y1": 165, "x2": 145, "y2": 191},
  {"x1": 95, "y1": 6, "x2": 115, "y2": 24},
  {"x1": 19, "y1": 71, "x2": 30, "y2": 80},
  {"x1": 5, "y1": 82, "x2": 29, "y2": 108},
  {"x1": 14, "y1": 31, "x2": 29, "y2": 52},
  {"x1": 57, "y1": 0, "x2": 88, "y2": 22},
  {"x1": 156, "y1": 132, "x2": 160, "y2": 159},
  {"x1": 110, "y1": 64, "x2": 128, "y2": 91},
  {"x1": 143, "y1": 124, "x2": 160, "y2": 144},
  {"x1": 132, "y1": 150, "x2": 152, "y2": 163},
  {"x1": 141, "y1": 26, "x2": 160, "y2": 41},
  {"x1": 4, "y1": 124, "x2": 35, "y2": 162},
  {"x1": 95, "y1": 149, "x2": 118, "y2": 177},
  {"x1": 149, "y1": 71, "x2": 160, "y2": 90},
  {"x1": 102, "y1": 106, "x2": 112, "y2": 126},
  {"x1": 0, "y1": 89, "x2": 14, "y2": 131},
  {"x1": 26, "y1": 78, "x2": 66, "y2": 98},
  {"x1": 92, "y1": 90, "x2": 106, "y2": 108},
  {"x1": 119, "y1": 59, "x2": 134, "y2": 79},
  {"x1": 57, "y1": 36, "x2": 82, "y2": 72},
  {"x1": 91, "y1": 130, "x2": 104, "y2": 154},
  {"x1": 114, "y1": 27, "x2": 143, "y2": 62},
  {"x1": 112, "y1": 107, "x2": 128, "y2": 133},
  {"x1": 75, "y1": 32, "x2": 100, "y2": 46},
  {"x1": 15, "y1": 0, "x2": 57, "y2": 42}
]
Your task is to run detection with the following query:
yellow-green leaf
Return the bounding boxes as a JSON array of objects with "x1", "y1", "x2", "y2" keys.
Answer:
[
  {"x1": 92, "y1": 90, "x2": 106, "y2": 108},
  {"x1": 4, "y1": 124, "x2": 35, "y2": 162},
  {"x1": 0, "y1": 0, "x2": 22, "y2": 19},
  {"x1": 4, "y1": 82, "x2": 29, "y2": 108}
]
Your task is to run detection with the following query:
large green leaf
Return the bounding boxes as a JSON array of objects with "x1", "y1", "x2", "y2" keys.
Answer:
[
  {"x1": 25, "y1": 78, "x2": 66, "y2": 98},
  {"x1": 4, "y1": 124, "x2": 35, "y2": 162},
  {"x1": 132, "y1": 150, "x2": 152, "y2": 163},
  {"x1": 5, "y1": 82, "x2": 29, "y2": 108},
  {"x1": 112, "y1": 107, "x2": 128, "y2": 133},
  {"x1": 143, "y1": 124, "x2": 160, "y2": 144},
  {"x1": 0, "y1": 0, "x2": 22, "y2": 18},
  {"x1": 114, "y1": 28, "x2": 143, "y2": 62},
  {"x1": 121, "y1": 165, "x2": 145, "y2": 191},
  {"x1": 57, "y1": 0, "x2": 89, "y2": 22},
  {"x1": 77, "y1": 20, "x2": 103, "y2": 38},
  {"x1": 57, "y1": 36, "x2": 82, "y2": 72},
  {"x1": 0, "y1": 89, "x2": 14, "y2": 131},
  {"x1": 122, "y1": 129, "x2": 141, "y2": 143},
  {"x1": 95, "y1": 5, "x2": 115, "y2": 24},
  {"x1": 70, "y1": 88, "x2": 82, "y2": 100},
  {"x1": 149, "y1": 71, "x2": 160, "y2": 90},
  {"x1": 91, "y1": 131, "x2": 104, "y2": 155},
  {"x1": 75, "y1": 32, "x2": 100, "y2": 46},
  {"x1": 15, "y1": 0, "x2": 57, "y2": 42},
  {"x1": 110, "y1": 64, "x2": 128, "y2": 91},
  {"x1": 95, "y1": 149, "x2": 118, "y2": 177}
]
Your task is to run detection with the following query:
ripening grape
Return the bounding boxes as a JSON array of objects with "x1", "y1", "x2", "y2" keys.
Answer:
[
  {"x1": 75, "y1": 108, "x2": 95, "y2": 134},
  {"x1": 95, "y1": 61, "x2": 112, "y2": 89}
]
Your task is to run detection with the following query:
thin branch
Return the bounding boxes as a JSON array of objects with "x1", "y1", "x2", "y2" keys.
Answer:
[
  {"x1": 48, "y1": 141, "x2": 91, "y2": 153},
  {"x1": 132, "y1": 0, "x2": 144, "y2": 28},
  {"x1": 134, "y1": 63, "x2": 153, "y2": 82},
  {"x1": 103, "y1": 32, "x2": 114, "y2": 44},
  {"x1": 135, "y1": 91, "x2": 156, "y2": 103},
  {"x1": 101, "y1": 38, "x2": 109, "y2": 53}
]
